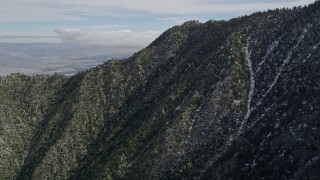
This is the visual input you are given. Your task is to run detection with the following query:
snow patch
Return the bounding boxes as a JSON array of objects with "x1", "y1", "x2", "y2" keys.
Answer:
[{"x1": 267, "y1": 132, "x2": 272, "y2": 138}]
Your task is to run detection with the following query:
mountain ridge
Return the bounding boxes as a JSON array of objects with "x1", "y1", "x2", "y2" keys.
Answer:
[{"x1": 1, "y1": 2, "x2": 320, "y2": 179}]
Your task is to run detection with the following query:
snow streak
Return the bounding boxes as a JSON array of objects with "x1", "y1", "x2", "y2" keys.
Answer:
[
  {"x1": 256, "y1": 39, "x2": 280, "y2": 73},
  {"x1": 238, "y1": 40, "x2": 254, "y2": 136},
  {"x1": 201, "y1": 39, "x2": 255, "y2": 176},
  {"x1": 201, "y1": 25, "x2": 311, "y2": 177},
  {"x1": 258, "y1": 27, "x2": 309, "y2": 104},
  {"x1": 293, "y1": 154, "x2": 320, "y2": 179}
]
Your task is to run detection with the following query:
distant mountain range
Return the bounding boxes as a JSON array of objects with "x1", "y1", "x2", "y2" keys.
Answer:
[
  {"x1": 0, "y1": 43, "x2": 135, "y2": 75},
  {"x1": 0, "y1": 1, "x2": 320, "y2": 179}
]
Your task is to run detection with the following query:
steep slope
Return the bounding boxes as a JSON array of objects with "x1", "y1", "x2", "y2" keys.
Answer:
[
  {"x1": 0, "y1": 2, "x2": 320, "y2": 179},
  {"x1": 0, "y1": 74, "x2": 67, "y2": 178}
]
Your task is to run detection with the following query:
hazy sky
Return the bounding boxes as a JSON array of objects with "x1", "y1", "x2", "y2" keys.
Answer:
[{"x1": 0, "y1": 0, "x2": 315, "y2": 48}]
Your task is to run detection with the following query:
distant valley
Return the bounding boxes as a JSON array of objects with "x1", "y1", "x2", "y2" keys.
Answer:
[{"x1": 0, "y1": 43, "x2": 135, "y2": 76}]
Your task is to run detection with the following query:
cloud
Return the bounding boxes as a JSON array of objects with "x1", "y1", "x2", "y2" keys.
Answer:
[
  {"x1": 54, "y1": 28, "x2": 83, "y2": 41},
  {"x1": 0, "y1": 35, "x2": 57, "y2": 39},
  {"x1": 0, "y1": 0, "x2": 315, "y2": 44},
  {"x1": 156, "y1": 17, "x2": 197, "y2": 24},
  {"x1": 0, "y1": 35, "x2": 59, "y2": 43},
  {"x1": 54, "y1": 27, "x2": 161, "y2": 48},
  {"x1": 0, "y1": 1, "x2": 83, "y2": 22},
  {"x1": 46, "y1": 0, "x2": 314, "y2": 14},
  {"x1": 0, "y1": 0, "x2": 314, "y2": 23},
  {"x1": 89, "y1": 25, "x2": 129, "y2": 30}
]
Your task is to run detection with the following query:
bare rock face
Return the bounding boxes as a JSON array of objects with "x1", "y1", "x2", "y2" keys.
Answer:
[{"x1": 1, "y1": 2, "x2": 320, "y2": 179}]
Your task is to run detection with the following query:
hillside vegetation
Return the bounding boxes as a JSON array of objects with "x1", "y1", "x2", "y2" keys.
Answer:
[{"x1": 1, "y1": 2, "x2": 320, "y2": 179}]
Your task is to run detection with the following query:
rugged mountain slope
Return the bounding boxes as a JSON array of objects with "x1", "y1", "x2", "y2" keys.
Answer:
[{"x1": 1, "y1": 2, "x2": 320, "y2": 179}]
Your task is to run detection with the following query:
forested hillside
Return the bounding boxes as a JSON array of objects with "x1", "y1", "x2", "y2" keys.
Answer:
[{"x1": 0, "y1": 1, "x2": 320, "y2": 179}]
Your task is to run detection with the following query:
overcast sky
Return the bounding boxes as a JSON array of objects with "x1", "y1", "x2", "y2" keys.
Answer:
[{"x1": 0, "y1": 0, "x2": 315, "y2": 48}]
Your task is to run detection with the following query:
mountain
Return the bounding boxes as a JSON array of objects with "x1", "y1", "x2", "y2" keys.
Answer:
[{"x1": 1, "y1": 2, "x2": 320, "y2": 179}]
